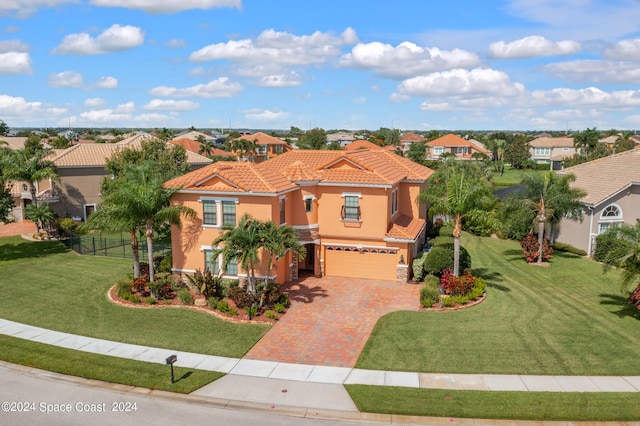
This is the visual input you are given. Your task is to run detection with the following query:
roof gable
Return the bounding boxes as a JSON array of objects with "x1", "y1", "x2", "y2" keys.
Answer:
[{"x1": 322, "y1": 157, "x2": 367, "y2": 171}]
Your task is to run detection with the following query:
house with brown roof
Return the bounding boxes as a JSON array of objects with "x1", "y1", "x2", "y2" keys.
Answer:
[
  {"x1": 555, "y1": 148, "x2": 640, "y2": 255},
  {"x1": 344, "y1": 139, "x2": 396, "y2": 152},
  {"x1": 426, "y1": 133, "x2": 490, "y2": 160},
  {"x1": 232, "y1": 131, "x2": 292, "y2": 163},
  {"x1": 166, "y1": 148, "x2": 434, "y2": 284},
  {"x1": 399, "y1": 132, "x2": 424, "y2": 154},
  {"x1": 529, "y1": 136, "x2": 577, "y2": 170},
  {"x1": 44, "y1": 135, "x2": 211, "y2": 221},
  {"x1": 168, "y1": 137, "x2": 234, "y2": 158}
]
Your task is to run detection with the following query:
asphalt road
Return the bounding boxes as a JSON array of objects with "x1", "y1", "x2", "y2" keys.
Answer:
[{"x1": 0, "y1": 364, "x2": 375, "y2": 426}]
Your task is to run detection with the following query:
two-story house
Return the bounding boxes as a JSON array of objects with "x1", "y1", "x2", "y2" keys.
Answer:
[
  {"x1": 165, "y1": 149, "x2": 434, "y2": 284},
  {"x1": 233, "y1": 132, "x2": 292, "y2": 163},
  {"x1": 425, "y1": 134, "x2": 490, "y2": 160},
  {"x1": 529, "y1": 136, "x2": 576, "y2": 170}
]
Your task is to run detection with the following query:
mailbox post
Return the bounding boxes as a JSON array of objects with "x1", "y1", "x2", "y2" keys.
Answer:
[{"x1": 166, "y1": 354, "x2": 177, "y2": 384}]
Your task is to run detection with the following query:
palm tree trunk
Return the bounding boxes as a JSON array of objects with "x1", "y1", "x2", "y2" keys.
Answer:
[
  {"x1": 453, "y1": 216, "x2": 462, "y2": 277},
  {"x1": 130, "y1": 230, "x2": 140, "y2": 279},
  {"x1": 537, "y1": 219, "x2": 545, "y2": 264},
  {"x1": 146, "y1": 221, "x2": 155, "y2": 282}
]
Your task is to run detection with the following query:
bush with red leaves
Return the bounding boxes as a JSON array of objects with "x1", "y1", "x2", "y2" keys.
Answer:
[{"x1": 520, "y1": 233, "x2": 553, "y2": 263}]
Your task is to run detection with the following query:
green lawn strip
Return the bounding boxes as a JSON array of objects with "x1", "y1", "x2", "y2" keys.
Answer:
[
  {"x1": 356, "y1": 233, "x2": 640, "y2": 375},
  {"x1": 346, "y1": 385, "x2": 640, "y2": 421},
  {"x1": 0, "y1": 236, "x2": 270, "y2": 358},
  {"x1": 0, "y1": 335, "x2": 223, "y2": 393}
]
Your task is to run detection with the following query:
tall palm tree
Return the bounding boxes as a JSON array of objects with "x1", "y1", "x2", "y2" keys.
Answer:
[
  {"x1": 2, "y1": 148, "x2": 59, "y2": 207},
  {"x1": 258, "y1": 221, "x2": 306, "y2": 280},
  {"x1": 213, "y1": 214, "x2": 262, "y2": 294},
  {"x1": 198, "y1": 139, "x2": 217, "y2": 158},
  {"x1": 521, "y1": 171, "x2": 586, "y2": 264},
  {"x1": 230, "y1": 138, "x2": 257, "y2": 162},
  {"x1": 603, "y1": 222, "x2": 640, "y2": 293},
  {"x1": 418, "y1": 160, "x2": 499, "y2": 276}
]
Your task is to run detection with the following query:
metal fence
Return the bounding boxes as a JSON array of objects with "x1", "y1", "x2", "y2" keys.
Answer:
[{"x1": 62, "y1": 232, "x2": 171, "y2": 260}]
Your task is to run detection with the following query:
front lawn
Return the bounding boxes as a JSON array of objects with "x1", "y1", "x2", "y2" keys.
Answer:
[
  {"x1": 492, "y1": 166, "x2": 545, "y2": 188},
  {"x1": 356, "y1": 234, "x2": 640, "y2": 375},
  {"x1": 0, "y1": 236, "x2": 269, "y2": 358}
]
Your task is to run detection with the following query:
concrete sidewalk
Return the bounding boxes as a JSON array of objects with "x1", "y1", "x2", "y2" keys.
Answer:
[{"x1": 2, "y1": 318, "x2": 640, "y2": 411}]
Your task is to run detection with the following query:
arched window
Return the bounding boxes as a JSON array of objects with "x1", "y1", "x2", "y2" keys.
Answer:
[{"x1": 598, "y1": 204, "x2": 623, "y2": 234}]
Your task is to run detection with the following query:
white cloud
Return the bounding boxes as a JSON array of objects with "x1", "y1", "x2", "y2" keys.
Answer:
[
  {"x1": 190, "y1": 27, "x2": 357, "y2": 66},
  {"x1": 340, "y1": 41, "x2": 480, "y2": 79},
  {"x1": 115, "y1": 101, "x2": 135, "y2": 113},
  {"x1": 96, "y1": 76, "x2": 118, "y2": 89},
  {"x1": 396, "y1": 68, "x2": 525, "y2": 97},
  {"x1": 543, "y1": 60, "x2": 640, "y2": 83},
  {"x1": 352, "y1": 97, "x2": 366, "y2": 104},
  {"x1": 256, "y1": 71, "x2": 303, "y2": 87},
  {"x1": 0, "y1": 95, "x2": 67, "y2": 121},
  {"x1": 3, "y1": 26, "x2": 20, "y2": 34},
  {"x1": 53, "y1": 24, "x2": 144, "y2": 55},
  {"x1": 0, "y1": 0, "x2": 78, "y2": 18},
  {"x1": 242, "y1": 108, "x2": 289, "y2": 122},
  {"x1": 79, "y1": 109, "x2": 131, "y2": 123},
  {"x1": 167, "y1": 38, "x2": 186, "y2": 48},
  {"x1": 149, "y1": 77, "x2": 243, "y2": 98},
  {"x1": 89, "y1": 0, "x2": 240, "y2": 13},
  {"x1": 143, "y1": 99, "x2": 199, "y2": 111},
  {"x1": 529, "y1": 87, "x2": 640, "y2": 108},
  {"x1": 419, "y1": 102, "x2": 454, "y2": 111},
  {"x1": 48, "y1": 71, "x2": 84, "y2": 88},
  {"x1": 0, "y1": 51, "x2": 32, "y2": 74},
  {"x1": 489, "y1": 35, "x2": 580, "y2": 59},
  {"x1": 0, "y1": 40, "x2": 29, "y2": 52},
  {"x1": 84, "y1": 97, "x2": 106, "y2": 107},
  {"x1": 605, "y1": 38, "x2": 640, "y2": 61}
]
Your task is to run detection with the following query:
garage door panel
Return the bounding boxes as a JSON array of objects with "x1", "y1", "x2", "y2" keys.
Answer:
[{"x1": 324, "y1": 249, "x2": 397, "y2": 280}]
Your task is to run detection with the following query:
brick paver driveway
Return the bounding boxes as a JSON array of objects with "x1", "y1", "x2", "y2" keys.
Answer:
[
  {"x1": 245, "y1": 275, "x2": 421, "y2": 367},
  {"x1": 0, "y1": 221, "x2": 34, "y2": 237}
]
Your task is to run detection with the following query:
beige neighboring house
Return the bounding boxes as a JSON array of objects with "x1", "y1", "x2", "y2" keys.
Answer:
[
  {"x1": 326, "y1": 131, "x2": 356, "y2": 148},
  {"x1": 529, "y1": 137, "x2": 577, "y2": 170},
  {"x1": 555, "y1": 148, "x2": 640, "y2": 256},
  {"x1": 426, "y1": 133, "x2": 490, "y2": 160},
  {"x1": 43, "y1": 134, "x2": 211, "y2": 221},
  {"x1": 399, "y1": 132, "x2": 424, "y2": 155},
  {"x1": 239, "y1": 132, "x2": 292, "y2": 163},
  {"x1": 174, "y1": 130, "x2": 216, "y2": 142}
]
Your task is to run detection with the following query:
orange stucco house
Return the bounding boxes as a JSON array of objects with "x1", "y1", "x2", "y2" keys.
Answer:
[{"x1": 165, "y1": 149, "x2": 434, "y2": 284}]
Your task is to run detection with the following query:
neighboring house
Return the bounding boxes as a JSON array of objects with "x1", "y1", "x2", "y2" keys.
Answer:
[
  {"x1": 555, "y1": 148, "x2": 640, "y2": 256},
  {"x1": 343, "y1": 139, "x2": 395, "y2": 152},
  {"x1": 399, "y1": 132, "x2": 424, "y2": 154},
  {"x1": 43, "y1": 135, "x2": 211, "y2": 221},
  {"x1": 236, "y1": 132, "x2": 292, "y2": 163},
  {"x1": 168, "y1": 137, "x2": 234, "y2": 158},
  {"x1": 174, "y1": 130, "x2": 216, "y2": 142},
  {"x1": 426, "y1": 134, "x2": 490, "y2": 160},
  {"x1": 166, "y1": 149, "x2": 434, "y2": 284},
  {"x1": 529, "y1": 136, "x2": 576, "y2": 170},
  {"x1": 326, "y1": 131, "x2": 356, "y2": 148}
]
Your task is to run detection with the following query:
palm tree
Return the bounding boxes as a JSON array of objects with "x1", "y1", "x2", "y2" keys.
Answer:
[
  {"x1": 520, "y1": 171, "x2": 586, "y2": 264},
  {"x1": 198, "y1": 139, "x2": 217, "y2": 157},
  {"x1": 603, "y1": 223, "x2": 640, "y2": 293},
  {"x1": 230, "y1": 138, "x2": 257, "y2": 162},
  {"x1": 614, "y1": 132, "x2": 636, "y2": 154},
  {"x1": 213, "y1": 214, "x2": 262, "y2": 294},
  {"x1": 2, "y1": 148, "x2": 59, "y2": 208},
  {"x1": 258, "y1": 221, "x2": 306, "y2": 280},
  {"x1": 418, "y1": 160, "x2": 499, "y2": 276},
  {"x1": 24, "y1": 202, "x2": 54, "y2": 234}
]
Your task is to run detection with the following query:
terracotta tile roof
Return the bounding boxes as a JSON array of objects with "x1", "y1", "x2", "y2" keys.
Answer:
[
  {"x1": 427, "y1": 133, "x2": 490, "y2": 154},
  {"x1": 245, "y1": 132, "x2": 290, "y2": 146},
  {"x1": 279, "y1": 160, "x2": 320, "y2": 181},
  {"x1": 344, "y1": 140, "x2": 385, "y2": 151},
  {"x1": 558, "y1": 147, "x2": 640, "y2": 206},
  {"x1": 48, "y1": 141, "x2": 211, "y2": 167},
  {"x1": 165, "y1": 161, "x2": 297, "y2": 194},
  {"x1": 385, "y1": 215, "x2": 426, "y2": 241},
  {"x1": 529, "y1": 137, "x2": 574, "y2": 148},
  {"x1": 400, "y1": 132, "x2": 424, "y2": 142},
  {"x1": 169, "y1": 137, "x2": 204, "y2": 153}
]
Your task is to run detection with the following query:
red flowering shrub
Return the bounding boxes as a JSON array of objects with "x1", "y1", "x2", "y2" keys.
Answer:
[
  {"x1": 132, "y1": 276, "x2": 147, "y2": 294},
  {"x1": 520, "y1": 233, "x2": 553, "y2": 263},
  {"x1": 439, "y1": 269, "x2": 476, "y2": 296},
  {"x1": 629, "y1": 283, "x2": 640, "y2": 312}
]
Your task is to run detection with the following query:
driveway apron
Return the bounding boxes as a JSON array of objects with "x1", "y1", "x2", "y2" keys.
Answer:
[{"x1": 245, "y1": 275, "x2": 421, "y2": 367}]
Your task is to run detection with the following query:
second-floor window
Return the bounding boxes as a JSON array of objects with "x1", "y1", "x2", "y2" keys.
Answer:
[
  {"x1": 279, "y1": 197, "x2": 286, "y2": 224},
  {"x1": 534, "y1": 147, "x2": 551, "y2": 156},
  {"x1": 432, "y1": 147, "x2": 444, "y2": 155},
  {"x1": 341, "y1": 194, "x2": 361, "y2": 221},
  {"x1": 222, "y1": 201, "x2": 236, "y2": 226},
  {"x1": 305, "y1": 198, "x2": 313, "y2": 212},
  {"x1": 391, "y1": 189, "x2": 398, "y2": 215},
  {"x1": 202, "y1": 200, "x2": 217, "y2": 225}
]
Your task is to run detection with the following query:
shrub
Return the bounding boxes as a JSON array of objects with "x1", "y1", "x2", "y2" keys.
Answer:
[
  {"x1": 216, "y1": 300, "x2": 238, "y2": 315},
  {"x1": 420, "y1": 283, "x2": 439, "y2": 308},
  {"x1": 157, "y1": 255, "x2": 173, "y2": 273},
  {"x1": 208, "y1": 297, "x2": 220, "y2": 310},
  {"x1": 129, "y1": 294, "x2": 141, "y2": 304},
  {"x1": 265, "y1": 310, "x2": 278, "y2": 320},
  {"x1": 423, "y1": 245, "x2": 471, "y2": 276},
  {"x1": 219, "y1": 279, "x2": 238, "y2": 298},
  {"x1": 629, "y1": 283, "x2": 640, "y2": 313},
  {"x1": 244, "y1": 304, "x2": 259, "y2": 319},
  {"x1": 145, "y1": 297, "x2": 157, "y2": 305},
  {"x1": 228, "y1": 286, "x2": 257, "y2": 309},
  {"x1": 257, "y1": 281, "x2": 282, "y2": 308},
  {"x1": 441, "y1": 296, "x2": 455, "y2": 307},
  {"x1": 132, "y1": 276, "x2": 147, "y2": 294},
  {"x1": 148, "y1": 278, "x2": 173, "y2": 300},
  {"x1": 593, "y1": 233, "x2": 632, "y2": 263},
  {"x1": 273, "y1": 303, "x2": 286, "y2": 313},
  {"x1": 520, "y1": 233, "x2": 552, "y2": 263},
  {"x1": 553, "y1": 242, "x2": 587, "y2": 256},
  {"x1": 120, "y1": 291, "x2": 133, "y2": 301},
  {"x1": 430, "y1": 236, "x2": 455, "y2": 247},
  {"x1": 423, "y1": 274, "x2": 440, "y2": 289},
  {"x1": 412, "y1": 253, "x2": 427, "y2": 282},
  {"x1": 178, "y1": 289, "x2": 194, "y2": 305},
  {"x1": 277, "y1": 292, "x2": 290, "y2": 307},
  {"x1": 439, "y1": 269, "x2": 475, "y2": 296},
  {"x1": 186, "y1": 269, "x2": 222, "y2": 299},
  {"x1": 116, "y1": 278, "x2": 132, "y2": 297},
  {"x1": 439, "y1": 222, "x2": 454, "y2": 237}
]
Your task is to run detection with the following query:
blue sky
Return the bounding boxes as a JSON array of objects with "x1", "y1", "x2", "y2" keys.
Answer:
[{"x1": 2, "y1": 0, "x2": 640, "y2": 132}]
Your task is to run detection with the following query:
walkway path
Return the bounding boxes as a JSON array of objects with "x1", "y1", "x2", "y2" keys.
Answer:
[
  {"x1": 245, "y1": 275, "x2": 421, "y2": 367},
  {"x1": 0, "y1": 220, "x2": 34, "y2": 237},
  {"x1": 2, "y1": 317, "x2": 640, "y2": 413}
]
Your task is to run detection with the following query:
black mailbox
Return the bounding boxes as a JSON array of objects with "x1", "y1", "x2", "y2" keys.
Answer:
[{"x1": 166, "y1": 355, "x2": 177, "y2": 365}]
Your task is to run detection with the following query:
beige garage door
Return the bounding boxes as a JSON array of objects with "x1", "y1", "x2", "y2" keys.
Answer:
[{"x1": 323, "y1": 247, "x2": 398, "y2": 280}]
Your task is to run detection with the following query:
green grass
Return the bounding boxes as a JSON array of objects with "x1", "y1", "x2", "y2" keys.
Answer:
[
  {"x1": 356, "y1": 233, "x2": 640, "y2": 375},
  {"x1": 0, "y1": 335, "x2": 222, "y2": 393},
  {"x1": 0, "y1": 236, "x2": 269, "y2": 358},
  {"x1": 346, "y1": 385, "x2": 640, "y2": 421},
  {"x1": 492, "y1": 166, "x2": 545, "y2": 188}
]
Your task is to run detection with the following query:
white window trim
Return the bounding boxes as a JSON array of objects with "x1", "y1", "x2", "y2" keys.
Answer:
[
  {"x1": 199, "y1": 196, "x2": 238, "y2": 228},
  {"x1": 391, "y1": 188, "x2": 398, "y2": 216},
  {"x1": 83, "y1": 203, "x2": 97, "y2": 222},
  {"x1": 341, "y1": 192, "x2": 362, "y2": 199}
]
